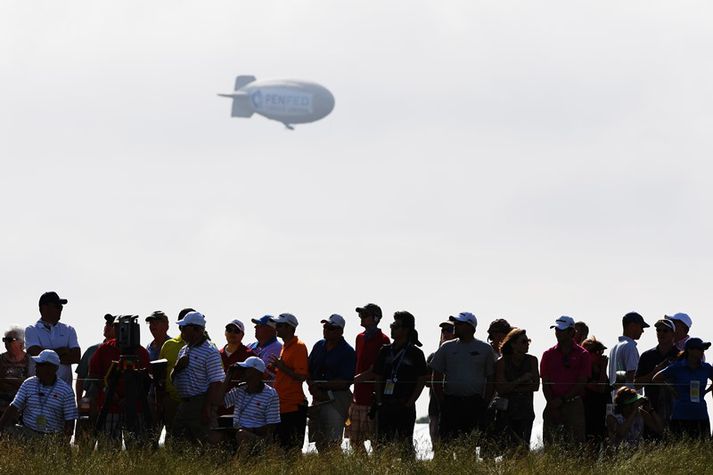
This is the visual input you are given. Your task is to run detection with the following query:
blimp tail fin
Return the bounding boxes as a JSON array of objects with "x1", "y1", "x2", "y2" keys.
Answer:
[
  {"x1": 234, "y1": 75, "x2": 256, "y2": 91},
  {"x1": 230, "y1": 94, "x2": 254, "y2": 118}
]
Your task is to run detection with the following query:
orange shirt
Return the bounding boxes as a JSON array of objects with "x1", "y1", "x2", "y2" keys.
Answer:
[{"x1": 274, "y1": 336, "x2": 308, "y2": 414}]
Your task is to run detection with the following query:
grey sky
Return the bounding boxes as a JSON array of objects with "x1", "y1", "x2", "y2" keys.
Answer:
[{"x1": 2, "y1": 1, "x2": 712, "y2": 423}]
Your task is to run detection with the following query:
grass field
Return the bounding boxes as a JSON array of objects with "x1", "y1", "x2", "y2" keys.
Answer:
[{"x1": 0, "y1": 437, "x2": 711, "y2": 475}]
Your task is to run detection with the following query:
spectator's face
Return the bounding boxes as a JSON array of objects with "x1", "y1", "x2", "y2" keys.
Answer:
[
  {"x1": 688, "y1": 347, "x2": 704, "y2": 361},
  {"x1": 626, "y1": 322, "x2": 644, "y2": 340},
  {"x1": 359, "y1": 313, "x2": 376, "y2": 329},
  {"x1": 389, "y1": 320, "x2": 408, "y2": 341},
  {"x1": 322, "y1": 324, "x2": 342, "y2": 341},
  {"x1": 35, "y1": 362, "x2": 58, "y2": 384},
  {"x1": 488, "y1": 331, "x2": 506, "y2": 346},
  {"x1": 275, "y1": 322, "x2": 293, "y2": 340},
  {"x1": 254, "y1": 324, "x2": 275, "y2": 343},
  {"x1": 245, "y1": 367, "x2": 263, "y2": 384},
  {"x1": 555, "y1": 327, "x2": 574, "y2": 344},
  {"x1": 40, "y1": 303, "x2": 63, "y2": 324},
  {"x1": 103, "y1": 321, "x2": 115, "y2": 340},
  {"x1": 3, "y1": 336, "x2": 24, "y2": 354},
  {"x1": 513, "y1": 334, "x2": 531, "y2": 355},
  {"x1": 225, "y1": 325, "x2": 244, "y2": 346},
  {"x1": 180, "y1": 325, "x2": 203, "y2": 344},
  {"x1": 672, "y1": 320, "x2": 688, "y2": 341},
  {"x1": 149, "y1": 319, "x2": 169, "y2": 339},
  {"x1": 454, "y1": 321, "x2": 474, "y2": 339},
  {"x1": 440, "y1": 325, "x2": 455, "y2": 343},
  {"x1": 574, "y1": 326, "x2": 588, "y2": 344},
  {"x1": 656, "y1": 326, "x2": 674, "y2": 346}
]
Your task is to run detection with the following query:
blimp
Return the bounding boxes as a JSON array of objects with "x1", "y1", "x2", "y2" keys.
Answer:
[{"x1": 218, "y1": 76, "x2": 335, "y2": 129}]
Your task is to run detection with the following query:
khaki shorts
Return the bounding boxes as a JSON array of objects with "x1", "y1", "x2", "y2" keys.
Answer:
[{"x1": 346, "y1": 404, "x2": 375, "y2": 444}]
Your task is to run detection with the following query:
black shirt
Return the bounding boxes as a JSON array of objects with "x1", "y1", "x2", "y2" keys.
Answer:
[
  {"x1": 374, "y1": 343, "x2": 427, "y2": 403},
  {"x1": 636, "y1": 345, "x2": 679, "y2": 406}
]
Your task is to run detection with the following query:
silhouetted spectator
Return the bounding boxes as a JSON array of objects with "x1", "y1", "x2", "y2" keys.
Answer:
[
  {"x1": 373, "y1": 311, "x2": 427, "y2": 458},
  {"x1": 606, "y1": 387, "x2": 663, "y2": 446},
  {"x1": 427, "y1": 321, "x2": 456, "y2": 448},
  {"x1": 348, "y1": 303, "x2": 389, "y2": 453},
  {"x1": 494, "y1": 328, "x2": 539, "y2": 451},
  {"x1": 634, "y1": 319, "x2": 678, "y2": 429},
  {"x1": 653, "y1": 337, "x2": 713, "y2": 439},
  {"x1": 541, "y1": 316, "x2": 591, "y2": 445},
  {"x1": 0, "y1": 326, "x2": 27, "y2": 417},
  {"x1": 581, "y1": 337, "x2": 610, "y2": 443},
  {"x1": 574, "y1": 322, "x2": 589, "y2": 346},
  {"x1": 608, "y1": 312, "x2": 649, "y2": 394}
]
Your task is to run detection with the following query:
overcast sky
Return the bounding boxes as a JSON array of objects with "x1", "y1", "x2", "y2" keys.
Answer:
[{"x1": 2, "y1": 1, "x2": 712, "y2": 424}]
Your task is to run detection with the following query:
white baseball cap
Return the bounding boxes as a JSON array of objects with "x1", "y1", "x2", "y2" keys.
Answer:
[
  {"x1": 449, "y1": 312, "x2": 478, "y2": 330},
  {"x1": 32, "y1": 349, "x2": 60, "y2": 367},
  {"x1": 226, "y1": 319, "x2": 245, "y2": 333},
  {"x1": 178, "y1": 311, "x2": 206, "y2": 328},
  {"x1": 321, "y1": 314, "x2": 346, "y2": 329},
  {"x1": 666, "y1": 312, "x2": 692, "y2": 329},
  {"x1": 550, "y1": 316, "x2": 575, "y2": 330},
  {"x1": 271, "y1": 313, "x2": 299, "y2": 328},
  {"x1": 238, "y1": 356, "x2": 266, "y2": 373}
]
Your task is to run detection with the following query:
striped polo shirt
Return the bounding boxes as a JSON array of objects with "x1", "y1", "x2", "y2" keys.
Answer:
[
  {"x1": 11, "y1": 376, "x2": 77, "y2": 433},
  {"x1": 224, "y1": 383, "x2": 280, "y2": 429},
  {"x1": 174, "y1": 339, "x2": 225, "y2": 398}
]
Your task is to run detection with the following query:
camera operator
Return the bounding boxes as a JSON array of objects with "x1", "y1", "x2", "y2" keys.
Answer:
[{"x1": 88, "y1": 316, "x2": 150, "y2": 449}]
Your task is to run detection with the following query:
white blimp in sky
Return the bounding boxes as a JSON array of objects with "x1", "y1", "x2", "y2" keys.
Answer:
[{"x1": 218, "y1": 76, "x2": 335, "y2": 129}]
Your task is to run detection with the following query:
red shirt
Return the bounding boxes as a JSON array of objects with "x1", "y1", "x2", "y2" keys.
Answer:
[
  {"x1": 88, "y1": 339, "x2": 150, "y2": 414},
  {"x1": 353, "y1": 329, "x2": 390, "y2": 405},
  {"x1": 218, "y1": 344, "x2": 255, "y2": 416},
  {"x1": 540, "y1": 342, "x2": 591, "y2": 398}
]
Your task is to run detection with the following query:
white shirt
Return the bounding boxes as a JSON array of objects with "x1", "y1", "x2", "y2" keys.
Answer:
[
  {"x1": 224, "y1": 383, "x2": 280, "y2": 429},
  {"x1": 173, "y1": 339, "x2": 224, "y2": 398},
  {"x1": 25, "y1": 319, "x2": 79, "y2": 386},
  {"x1": 11, "y1": 376, "x2": 77, "y2": 433},
  {"x1": 608, "y1": 335, "x2": 639, "y2": 388}
]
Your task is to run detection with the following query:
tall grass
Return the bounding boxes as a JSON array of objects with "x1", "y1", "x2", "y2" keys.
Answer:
[{"x1": 0, "y1": 437, "x2": 711, "y2": 475}]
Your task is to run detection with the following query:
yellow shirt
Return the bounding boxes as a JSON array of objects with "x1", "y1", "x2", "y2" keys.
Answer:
[{"x1": 159, "y1": 335, "x2": 185, "y2": 401}]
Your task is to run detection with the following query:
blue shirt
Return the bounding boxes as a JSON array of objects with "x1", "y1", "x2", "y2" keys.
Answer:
[
  {"x1": 308, "y1": 338, "x2": 356, "y2": 382},
  {"x1": 659, "y1": 359, "x2": 713, "y2": 420}
]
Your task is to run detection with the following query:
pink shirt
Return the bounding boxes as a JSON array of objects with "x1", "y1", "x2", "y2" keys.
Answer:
[{"x1": 540, "y1": 342, "x2": 591, "y2": 398}]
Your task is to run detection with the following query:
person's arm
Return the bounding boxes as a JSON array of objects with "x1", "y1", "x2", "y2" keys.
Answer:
[
  {"x1": 640, "y1": 404, "x2": 663, "y2": 435},
  {"x1": 54, "y1": 347, "x2": 81, "y2": 365},
  {"x1": 202, "y1": 381, "x2": 222, "y2": 424},
  {"x1": 405, "y1": 375, "x2": 426, "y2": 407},
  {"x1": 75, "y1": 379, "x2": 84, "y2": 405},
  {"x1": 272, "y1": 357, "x2": 307, "y2": 383},
  {"x1": 27, "y1": 346, "x2": 42, "y2": 357},
  {"x1": 483, "y1": 350, "x2": 496, "y2": 403}
]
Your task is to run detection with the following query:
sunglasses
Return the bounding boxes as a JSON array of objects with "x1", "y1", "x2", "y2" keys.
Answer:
[
  {"x1": 390, "y1": 323, "x2": 404, "y2": 329},
  {"x1": 441, "y1": 327, "x2": 454, "y2": 333},
  {"x1": 2, "y1": 337, "x2": 18, "y2": 343},
  {"x1": 225, "y1": 326, "x2": 243, "y2": 334},
  {"x1": 323, "y1": 325, "x2": 340, "y2": 331}
]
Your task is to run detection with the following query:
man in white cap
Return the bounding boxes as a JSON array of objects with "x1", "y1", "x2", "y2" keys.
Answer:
[
  {"x1": 540, "y1": 316, "x2": 591, "y2": 445},
  {"x1": 170, "y1": 311, "x2": 225, "y2": 444},
  {"x1": 269, "y1": 313, "x2": 309, "y2": 452},
  {"x1": 223, "y1": 356, "x2": 280, "y2": 449},
  {"x1": 307, "y1": 314, "x2": 356, "y2": 452},
  {"x1": 25, "y1": 291, "x2": 81, "y2": 388},
  {"x1": 0, "y1": 350, "x2": 77, "y2": 440},
  {"x1": 428, "y1": 312, "x2": 496, "y2": 446},
  {"x1": 666, "y1": 313, "x2": 694, "y2": 352}
]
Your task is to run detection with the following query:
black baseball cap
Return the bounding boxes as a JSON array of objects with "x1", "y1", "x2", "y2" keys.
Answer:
[
  {"x1": 39, "y1": 291, "x2": 68, "y2": 306},
  {"x1": 622, "y1": 312, "x2": 650, "y2": 328},
  {"x1": 356, "y1": 303, "x2": 382, "y2": 320},
  {"x1": 104, "y1": 314, "x2": 116, "y2": 324},
  {"x1": 145, "y1": 311, "x2": 169, "y2": 322}
]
